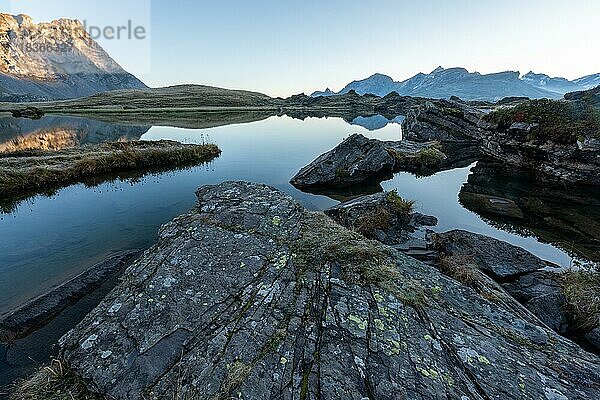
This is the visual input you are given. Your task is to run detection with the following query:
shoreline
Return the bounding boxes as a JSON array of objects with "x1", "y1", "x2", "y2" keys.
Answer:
[
  {"x1": 0, "y1": 250, "x2": 141, "y2": 394},
  {"x1": 0, "y1": 250, "x2": 140, "y2": 344}
]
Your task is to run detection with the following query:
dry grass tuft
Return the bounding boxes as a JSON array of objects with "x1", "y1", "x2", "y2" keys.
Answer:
[
  {"x1": 10, "y1": 359, "x2": 99, "y2": 400},
  {"x1": 0, "y1": 141, "x2": 221, "y2": 194},
  {"x1": 354, "y1": 207, "x2": 393, "y2": 236},
  {"x1": 438, "y1": 255, "x2": 481, "y2": 289},
  {"x1": 561, "y1": 269, "x2": 600, "y2": 331}
]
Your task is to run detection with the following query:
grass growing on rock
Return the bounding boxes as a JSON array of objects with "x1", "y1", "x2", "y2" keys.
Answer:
[
  {"x1": 414, "y1": 148, "x2": 445, "y2": 167},
  {"x1": 10, "y1": 359, "x2": 100, "y2": 400},
  {"x1": 484, "y1": 99, "x2": 600, "y2": 143},
  {"x1": 438, "y1": 255, "x2": 480, "y2": 289},
  {"x1": 561, "y1": 269, "x2": 600, "y2": 330},
  {"x1": 386, "y1": 190, "x2": 415, "y2": 215},
  {"x1": 0, "y1": 140, "x2": 221, "y2": 194},
  {"x1": 352, "y1": 191, "x2": 415, "y2": 236},
  {"x1": 355, "y1": 207, "x2": 393, "y2": 236},
  {"x1": 294, "y1": 212, "x2": 428, "y2": 308}
]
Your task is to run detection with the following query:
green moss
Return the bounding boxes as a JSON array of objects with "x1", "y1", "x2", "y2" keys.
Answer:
[{"x1": 414, "y1": 148, "x2": 445, "y2": 167}]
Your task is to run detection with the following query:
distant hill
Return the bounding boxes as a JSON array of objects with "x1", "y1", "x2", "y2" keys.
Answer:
[
  {"x1": 20, "y1": 84, "x2": 278, "y2": 111},
  {"x1": 311, "y1": 67, "x2": 600, "y2": 102},
  {"x1": 0, "y1": 13, "x2": 147, "y2": 102}
]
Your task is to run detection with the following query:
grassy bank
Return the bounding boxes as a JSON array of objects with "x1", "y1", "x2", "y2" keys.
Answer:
[{"x1": 0, "y1": 140, "x2": 221, "y2": 195}]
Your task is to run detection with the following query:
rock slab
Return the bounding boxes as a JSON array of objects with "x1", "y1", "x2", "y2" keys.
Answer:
[{"x1": 60, "y1": 182, "x2": 600, "y2": 399}]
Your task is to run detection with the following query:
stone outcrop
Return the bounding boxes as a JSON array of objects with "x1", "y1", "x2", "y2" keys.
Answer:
[
  {"x1": 290, "y1": 134, "x2": 399, "y2": 188},
  {"x1": 401, "y1": 95, "x2": 600, "y2": 185},
  {"x1": 402, "y1": 100, "x2": 492, "y2": 143},
  {"x1": 58, "y1": 182, "x2": 600, "y2": 399},
  {"x1": 290, "y1": 134, "x2": 479, "y2": 190},
  {"x1": 478, "y1": 128, "x2": 600, "y2": 185},
  {"x1": 324, "y1": 191, "x2": 438, "y2": 262}
]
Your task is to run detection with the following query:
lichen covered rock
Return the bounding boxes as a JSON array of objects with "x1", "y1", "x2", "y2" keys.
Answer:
[{"x1": 59, "y1": 182, "x2": 600, "y2": 399}]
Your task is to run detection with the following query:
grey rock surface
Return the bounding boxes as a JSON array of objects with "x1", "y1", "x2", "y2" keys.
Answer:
[
  {"x1": 290, "y1": 133, "x2": 475, "y2": 189},
  {"x1": 402, "y1": 101, "x2": 488, "y2": 143},
  {"x1": 59, "y1": 182, "x2": 600, "y2": 399},
  {"x1": 433, "y1": 230, "x2": 574, "y2": 340},
  {"x1": 502, "y1": 271, "x2": 569, "y2": 335},
  {"x1": 290, "y1": 134, "x2": 398, "y2": 188},
  {"x1": 433, "y1": 230, "x2": 548, "y2": 279}
]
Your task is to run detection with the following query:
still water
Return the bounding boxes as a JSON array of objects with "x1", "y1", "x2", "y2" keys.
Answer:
[{"x1": 0, "y1": 114, "x2": 584, "y2": 317}]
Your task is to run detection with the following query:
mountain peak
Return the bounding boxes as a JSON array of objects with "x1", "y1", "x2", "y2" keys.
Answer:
[
  {"x1": 310, "y1": 67, "x2": 599, "y2": 101},
  {"x1": 368, "y1": 73, "x2": 394, "y2": 80},
  {"x1": 0, "y1": 14, "x2": 146, "y2": 101}
]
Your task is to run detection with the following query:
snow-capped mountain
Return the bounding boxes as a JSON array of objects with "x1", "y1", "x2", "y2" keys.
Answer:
[
  {"x1": 0, "y1": 13, "x2": 147, "y2": 102},
  {"x1": 573, "y1": 73, "x2": 600, "y2": 90},
  {"x1": 520, "y1": 72, "x2": 581, "y2": 94},
  {"x1": 311, "y1": 67, "x2": 600, "y2": 102}
]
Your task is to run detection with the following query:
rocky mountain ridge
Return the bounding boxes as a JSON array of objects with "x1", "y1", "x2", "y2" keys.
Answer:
[
  {"x1": 311, "y1": 67, "x2": 600, "y2": 102},
  {"x1": 0, "y1": 13, "x2": 146, "y2": 101}
]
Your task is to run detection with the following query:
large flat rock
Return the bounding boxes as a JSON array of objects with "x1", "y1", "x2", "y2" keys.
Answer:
[{"x1": 59, "y1": 182, "x2": 600, "y2": 399}]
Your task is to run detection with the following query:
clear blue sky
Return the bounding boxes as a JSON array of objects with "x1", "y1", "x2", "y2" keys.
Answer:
[{"x1": 4, "y1": 0, "x2": 600, "y2": 96}]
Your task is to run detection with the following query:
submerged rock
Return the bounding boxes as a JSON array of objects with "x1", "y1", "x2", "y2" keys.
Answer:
[{"x1": 58, "y1": 182, "x2": 599, "y2": 399}]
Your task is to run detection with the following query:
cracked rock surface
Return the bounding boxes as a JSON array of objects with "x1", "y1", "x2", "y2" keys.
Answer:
[{"x1": 60, "y1": 182, "x2": 599, "y2": 399}]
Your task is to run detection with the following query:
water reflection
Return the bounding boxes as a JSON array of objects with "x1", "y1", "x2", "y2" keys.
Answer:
[
  {"x1": 349, "y1": 114, "x2": 405, "y2": 131},
  {"x1": 459, "y1": 160, "x2": 600, "y2": 262},
  {"x1": 0, "y1": 115, "x2": 149, "y2": 152},
  {"x1": 0, "y1": 113, "x2": 594, "y2": 317}
]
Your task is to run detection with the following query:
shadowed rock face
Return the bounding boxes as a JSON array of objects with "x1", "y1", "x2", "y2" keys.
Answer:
[
  {"x1": 290, "y1": 134, "x2": 398, "y2": 188},
  {"x1": 290, "y1": 134, "x2": 479, "y2": 191},
  {"x1": 59, "y1": 182, "x2": 599, "y2": 399}
]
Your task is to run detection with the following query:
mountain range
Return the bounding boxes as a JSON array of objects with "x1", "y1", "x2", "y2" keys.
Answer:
[
  {"x1": 0, "y1": 14, "x2": 146, "y2": 102},
  {"x1": 311, "y1": 67, "x2": 600, "y2": 102}
]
